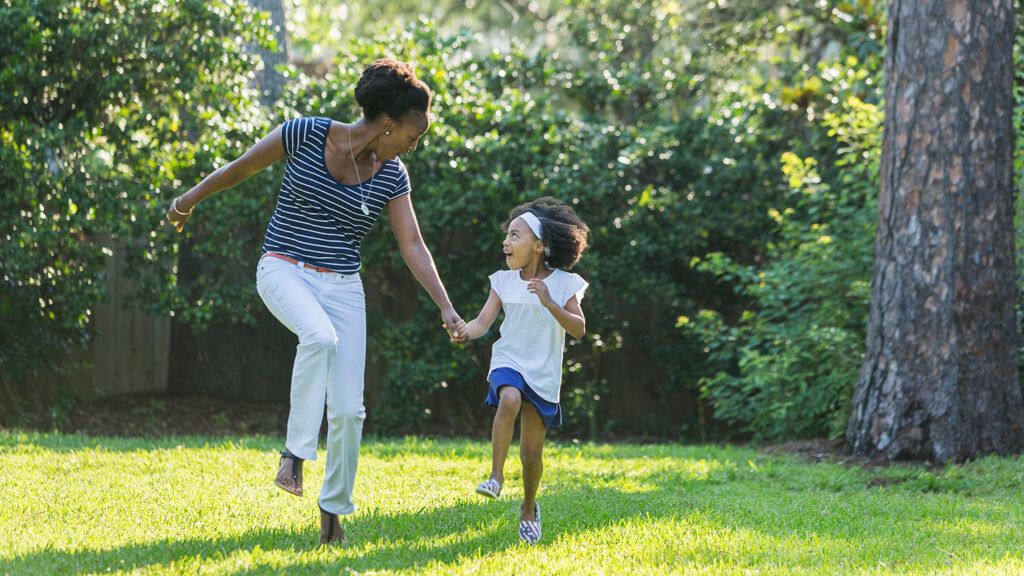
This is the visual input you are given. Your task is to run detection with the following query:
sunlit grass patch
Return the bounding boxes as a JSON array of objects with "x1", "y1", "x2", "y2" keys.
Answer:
[{"x1": 1, "y1": 431, "x2": 1022, "y2": 575}]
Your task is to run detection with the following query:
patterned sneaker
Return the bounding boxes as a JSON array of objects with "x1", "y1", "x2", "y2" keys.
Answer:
[
  {"x1": 475, "y1": 478, "x2": 502, "y2": 499},
  {"x1": 519, "y1": 503, "x2": 541, "y2": 544}
]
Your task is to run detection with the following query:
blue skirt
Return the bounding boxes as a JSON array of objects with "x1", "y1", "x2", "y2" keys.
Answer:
[{"x1": 485, "y1": 368, "x2": 562, "y2": 429}]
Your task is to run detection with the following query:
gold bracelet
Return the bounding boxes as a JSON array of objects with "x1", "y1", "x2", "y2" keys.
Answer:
[{"x1": 171, "y1": 197, "x2": 193, "y2": 216}]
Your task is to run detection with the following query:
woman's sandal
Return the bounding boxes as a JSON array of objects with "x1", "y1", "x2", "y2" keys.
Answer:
[
  {"x1": 274, "y1": 449, "x2": 304, "y2": 497},
  {"x1": 319, "y1": 506, "x2": 345, "y2": 545}
]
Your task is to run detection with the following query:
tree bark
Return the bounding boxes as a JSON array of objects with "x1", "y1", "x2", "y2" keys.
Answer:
[
  {"x1": 847, "y1": 0, "x2": 1024, "y2": 462},
  {"x1": 246, "y1": 0, "x2": 290, "y2": 106}
]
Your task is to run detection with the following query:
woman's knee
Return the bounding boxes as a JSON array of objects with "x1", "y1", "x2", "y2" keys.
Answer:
[
  {"x1": 328, "y1": 403, "x2": 366, "y2": 425},
  {"x1": 299, "y1": 328, "x2": 338, "y2": 352}
]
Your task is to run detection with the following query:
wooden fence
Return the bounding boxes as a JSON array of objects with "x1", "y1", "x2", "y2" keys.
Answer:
[{"x1": 41, "y1": 247, "x2": 171, "y2": 398}]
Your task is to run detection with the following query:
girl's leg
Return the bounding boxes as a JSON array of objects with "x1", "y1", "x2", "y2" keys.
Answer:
[
  {"x1": 256, "y1": 257, "x2": 337, "y2": 472},
  {"x1": 318, "y1": 277, "x2": 367, "y2": 516},
  {"x1": 490, "y1": 386, "x2": 522, "y2": 485},
  {"x1": 519, "y1": 401, "x2": 547, "y2": 521}
]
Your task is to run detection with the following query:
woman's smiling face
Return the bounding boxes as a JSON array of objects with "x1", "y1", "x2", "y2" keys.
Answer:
[
  {"x1": 378, "y1": 111, "x2": 429, "y2": 161},
  {"x1": 503, "y1": 217, "x2": 542, "y2": 270}
]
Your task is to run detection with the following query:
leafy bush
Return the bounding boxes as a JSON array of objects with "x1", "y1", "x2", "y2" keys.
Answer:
[
  {"x1": 687, "y1": 90, "x2": 881, "y2": 440},
  {"x1": 0, "y1": 0, "x2": 271, "y2": 419},
  {"x1": 3, "y1": 0, "x2": 907, "y2": 442}
]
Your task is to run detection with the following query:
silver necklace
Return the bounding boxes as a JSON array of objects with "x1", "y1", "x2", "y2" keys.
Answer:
[{"x1": 347, "y1": 125, "x2": 375, "y2": 216}]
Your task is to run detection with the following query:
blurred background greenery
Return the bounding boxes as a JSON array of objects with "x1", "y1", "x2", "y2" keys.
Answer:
[{"x1": 1, "y1": 0, "x2": 1020, "y2": 442}]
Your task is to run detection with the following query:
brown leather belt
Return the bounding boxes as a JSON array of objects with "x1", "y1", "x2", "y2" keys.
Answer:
[{"x1": 264, "y1": 252, "x2": 339, "y2": 274}]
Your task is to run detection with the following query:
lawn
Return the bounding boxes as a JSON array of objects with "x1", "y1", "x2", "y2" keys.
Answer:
[{"x1": 1, "y1": 431, "x2": 1022, "y2": 575}]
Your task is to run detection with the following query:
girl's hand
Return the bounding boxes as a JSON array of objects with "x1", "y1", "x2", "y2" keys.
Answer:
[
  {"x1": 166, "y1": 197, "x2": 193, "y2": 233},
  {"x1": 441, "y1": 307, "x2": 466, "y2": 342},
  {"x1": 527, "y1": 278, "x2": 554, "y2": 308},
  {"x1": 449, "y1": 323, "x2": 469, "y2": 344},
  {"x1": 445, "y1": 318, "x2": 468, "y2": 344}
]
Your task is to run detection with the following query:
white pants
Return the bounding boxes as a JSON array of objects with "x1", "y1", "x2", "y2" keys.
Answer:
[{"x1": 256, "y1": 254, "x2": 366, "y2": 515}]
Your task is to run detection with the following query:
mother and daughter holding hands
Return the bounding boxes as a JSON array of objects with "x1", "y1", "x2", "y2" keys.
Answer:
[{"x1": 166, "y1": 58, "x2": 589, "y2": 546}]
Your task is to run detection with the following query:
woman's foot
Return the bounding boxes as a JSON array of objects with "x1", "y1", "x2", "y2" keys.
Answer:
[
  {"x1": 319, "y1": 506, "x2": 345, "y2": 545},
  {"x1": 475, "y1": 477, "x2": 502, "y2": 499},
  {"x1": 274, "y1": 449, "x2": 304, "y2": 497}
]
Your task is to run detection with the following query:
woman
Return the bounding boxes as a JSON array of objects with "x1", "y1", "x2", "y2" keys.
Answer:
[{"x1": 166, "y1": 58, "x2": 465, "y2": 545}]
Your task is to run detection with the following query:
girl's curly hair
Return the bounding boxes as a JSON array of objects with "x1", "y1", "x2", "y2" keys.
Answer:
[
  {"x1": 354, "y1": 58, "x2": 432, "y2": 121},
  {"x1": 503, "y1": 196, "x2": 590, "y2": 270}
]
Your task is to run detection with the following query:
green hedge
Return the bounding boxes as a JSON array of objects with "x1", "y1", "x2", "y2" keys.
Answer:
[
  {"x1": 14, "y1": 1, "x2": 1007, "y2": 443},
  {"x1": 0, "y1": 0, "x2": 273, "y2": 419}
]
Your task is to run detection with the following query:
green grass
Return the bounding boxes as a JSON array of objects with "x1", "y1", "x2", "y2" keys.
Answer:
[{"x1": 1, "y1": 431, "x2": 1023, "y2": 575}]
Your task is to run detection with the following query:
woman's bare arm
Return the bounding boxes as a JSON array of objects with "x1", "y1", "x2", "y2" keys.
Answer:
[
  {"x1": 167, "y1": 125, "x2": 287, "y2": 232},
  {"x1": 386, "y1": 194, "x2": 464, "y2": 335}
]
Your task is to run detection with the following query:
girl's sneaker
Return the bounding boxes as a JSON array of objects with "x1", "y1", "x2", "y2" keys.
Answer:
[
  {"x1": 519, "y1": 503, "x2": 541, "y2": 544},
  {"x1": 475, "y1": 478, "x2": 502, "y2": 499}
]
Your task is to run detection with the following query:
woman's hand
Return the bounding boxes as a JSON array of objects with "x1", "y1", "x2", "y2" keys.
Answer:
[
  {"x1": 449, "y1": 290, "x2": 500, "y2": 345},
  {"x1": 166, "y1": 197, "x2": 193, "y2": 233},
  {"x1": 441, "y1": 307, "x2": 467, "y2": 343},
  {"x1": 527, "y1": 278, "x2": 554, "y2": 309},
  {"x1": 448, "y1": 323, "x2": 469, "y2": 344}
]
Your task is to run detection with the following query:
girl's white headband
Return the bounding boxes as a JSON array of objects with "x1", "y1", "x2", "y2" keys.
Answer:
[{"x1": 518, "y1": 211, "x2": 543, "y2": 240}]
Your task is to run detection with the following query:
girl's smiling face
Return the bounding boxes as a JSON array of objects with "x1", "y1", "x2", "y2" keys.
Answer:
[{"x1": 503, "y1": 217, "x2": 543, "y2": 270}]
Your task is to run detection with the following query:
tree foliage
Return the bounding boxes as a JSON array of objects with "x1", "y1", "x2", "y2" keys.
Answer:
[
  {"x1": 5, "y1": 0, "x2": 1018, "y2": 440},
  {"x1": 0, "y1": 0, "x2": 273, "y2": 416}
]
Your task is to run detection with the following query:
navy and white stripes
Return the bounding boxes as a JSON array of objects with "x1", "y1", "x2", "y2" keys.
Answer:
[{"x1": 261, "y1": 116, "x2": 411, "y2": 273}]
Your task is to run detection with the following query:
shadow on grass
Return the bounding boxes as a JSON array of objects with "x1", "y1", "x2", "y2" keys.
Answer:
[
  {"x1": 2, "y1": 454, "x2": 727, "y2": 575},
  {"x1": 1, "y1": 489, "x2": 639, "y2": 575},
  {"x1": 3, "y1": 462, "x2": 1019, "y2": 575}
]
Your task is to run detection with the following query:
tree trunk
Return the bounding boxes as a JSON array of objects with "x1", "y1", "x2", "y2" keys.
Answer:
[
  {"x1": 246, "y1": 0, "x2": 289, "y2": 106},
  {"x1": 846, "y1": 0, "x2": 1024, "y2": 462}
]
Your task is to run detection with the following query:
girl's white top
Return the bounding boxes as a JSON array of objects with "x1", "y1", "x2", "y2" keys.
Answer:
[{"x1": 488, "y1": 268, "x2": 589, "y2": 403}]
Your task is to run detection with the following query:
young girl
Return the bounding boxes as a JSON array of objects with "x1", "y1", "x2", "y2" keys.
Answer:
[{"x1": 452, "y1": 196, "x2": 589, "y2": 544}]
